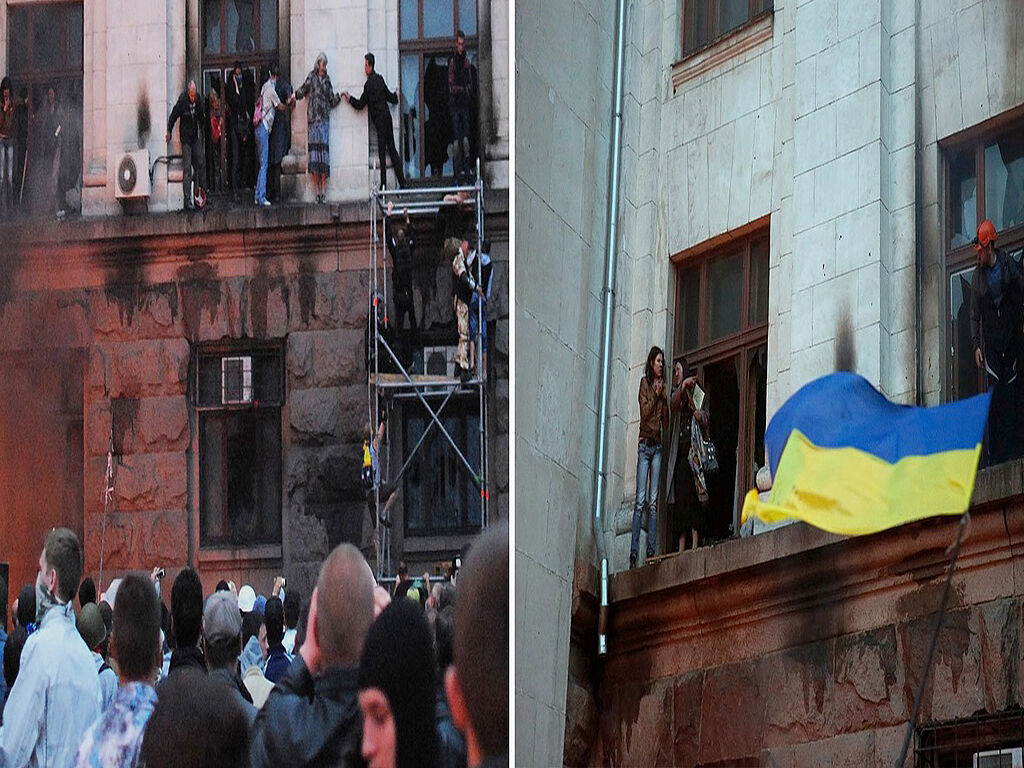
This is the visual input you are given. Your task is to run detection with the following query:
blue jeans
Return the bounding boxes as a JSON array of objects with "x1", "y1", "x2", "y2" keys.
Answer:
[
  {"x1": 255, "y1": 122, "x2": 270, "y2": 203},
  {"x1": 631, "y1": 441, "x2": 661, "y2": 558},
  {"x1": 469, "y1": 296, "x2": 487, "y2": 351}
]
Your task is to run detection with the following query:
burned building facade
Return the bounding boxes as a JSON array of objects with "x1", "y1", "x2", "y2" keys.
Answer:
[
  {"x1": 517, "y1": 0, "x2": 1024, "y2": 765},
  {"x1": 0, "y1": 0, "x2": 509, "y2": 607}
]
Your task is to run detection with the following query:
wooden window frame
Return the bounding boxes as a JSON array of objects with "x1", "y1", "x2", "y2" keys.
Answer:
[
  {"x1": 192, "y1": 340, "x2": 285, "y2": 552},
  {"x1": 201, "y1": 0, "x2": 278, "y2": 67},
  {"x1": 681, "y1": 0, "x2": 774, "y2": 60},
  {"x1": 670, "y1": 218, "x2": 770, "y2": 541},
  {"x1": 941, "y1": 107, "x2": 1024, "y2": 403},
  {"x1": 398, "y1": 0, "x2": 479, "y2": 181}
]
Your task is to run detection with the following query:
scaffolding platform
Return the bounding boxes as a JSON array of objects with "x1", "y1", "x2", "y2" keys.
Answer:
[{"x1": 365, "y1": 160, "x2": 490, "y2": 581}]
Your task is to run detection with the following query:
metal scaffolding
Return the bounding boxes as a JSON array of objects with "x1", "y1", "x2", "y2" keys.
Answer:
[{"x1": 367, "y1": 161, "x2": 489, "y2": 580}]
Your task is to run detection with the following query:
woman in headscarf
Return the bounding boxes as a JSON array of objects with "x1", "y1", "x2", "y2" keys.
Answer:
[
  {"x1": 358, "y1": 598, "x2": 439, "y2": 768},
  {"x1": 294, "y1": 52, "x2": 342, "y2": 203}
]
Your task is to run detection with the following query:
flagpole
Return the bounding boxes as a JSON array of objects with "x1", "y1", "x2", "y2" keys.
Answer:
[
  {"x1": 897, "y1": 510, "x2": 970, "y2": 766},
  {"x1": 99, "y1": 415, "x2": 114, "y2": 590}
]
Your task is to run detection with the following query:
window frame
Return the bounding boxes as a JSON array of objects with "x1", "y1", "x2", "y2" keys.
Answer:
[
  {"x1": 942, "y1": 107, "x2": 1024, "y2": 404},
  {"x1": 191, "y1": 340, "x2": 285, "y2": 553},
  {"x1": 201, "y1": 0, "x2": 278, "y2": 67},
  {"x1": 670, "y1": 219, "x2": 770, "y2": 543},
  {"x1": 401, "y1": 397, "x2": 483, "y2": 537},
  {"x1": 398, "y1": 0, "x2": 479, "y2": 181},
  {"x1": 681, "y1": 0, "x2": 774, "y2": 60}
]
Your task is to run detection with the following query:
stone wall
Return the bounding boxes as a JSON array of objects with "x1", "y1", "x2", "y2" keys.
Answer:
[
  {"x1": 568, "y1": 462, "x2": 1024, "y2": 766},
  {"x1": 0, "y1": 203, "x2": 508, "y2": 606}
]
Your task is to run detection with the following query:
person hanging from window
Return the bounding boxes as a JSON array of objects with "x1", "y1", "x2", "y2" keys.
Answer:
[
  {"x1": 0, "y1": 76, "x2": 14, "y2": 215},
  {"x1": 448, "y1": 31, "x2": 475, "y2": 183},
  {"x1": 343, "y1": 53, "x2": 406, "y2": 190},
  {"x1": 630, "y1": 346, "x2": 669, "y2": 569},
  {"x1": 364, "y1": 410, "x2": 401, "y2": 574},
  {"x1": 666, "y1": 358, "x2": 709, "y2": 552},
  {"x1": 166, "y1": 79, "x2": 207, "y2": 211},
  {"x1": 294, "y1": 53, "x2": 342, "y2": 204},
  {"x1": 970, "y1": 218, "x2": 1024, "y2": 463},
  {"x1": 386, "y1": 202, "x2": 419, "y2": 370},
  {"x1": 225, "y1": 62, "x2": 252, "y2": 201}
]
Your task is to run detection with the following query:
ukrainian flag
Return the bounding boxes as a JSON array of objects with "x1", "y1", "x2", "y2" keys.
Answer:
[{"x1": 741, "y1": 372, "x2": 992, "y2": 536}]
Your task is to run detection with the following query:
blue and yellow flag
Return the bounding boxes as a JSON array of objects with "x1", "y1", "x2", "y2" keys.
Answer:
[{"x1": 741, "y1": 372, "x2": 992, "y2": 536}]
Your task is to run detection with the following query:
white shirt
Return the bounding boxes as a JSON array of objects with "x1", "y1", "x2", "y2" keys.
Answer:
[
  {"x1": 261, "y1": 79, "x2": 281, "y2": 132},
  {"x1": 0, "y1": 602, "x2": 101, "y2": 768},
  {"x1": 282, "y1": 627, "x2": 297, "y2": 655}
]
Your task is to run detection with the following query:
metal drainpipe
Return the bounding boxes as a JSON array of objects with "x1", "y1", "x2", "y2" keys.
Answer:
[{"x1": 594, "y1": 0, "x2": 630, "y2": 657}]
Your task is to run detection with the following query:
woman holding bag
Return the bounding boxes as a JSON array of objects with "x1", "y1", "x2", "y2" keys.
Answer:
[{"x1": 666, "y1": 358, "x2": 710, "y2": 552}]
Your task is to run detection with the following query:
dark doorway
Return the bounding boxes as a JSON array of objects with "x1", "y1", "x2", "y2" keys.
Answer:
[{"x1": 704, "y1": 355, "x2": 740, "y2": 542}]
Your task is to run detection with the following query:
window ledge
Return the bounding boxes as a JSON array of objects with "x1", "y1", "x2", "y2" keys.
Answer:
[
  {"x1": 198, "y1": 544, "x2": 282, "y2": 566},
  {"x1": 672, "y1": 13, "x2": 774, "y2": 92}
]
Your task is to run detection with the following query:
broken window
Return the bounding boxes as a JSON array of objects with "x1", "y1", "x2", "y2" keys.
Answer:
[
  {"x1": 194, "y1": 344, "x2": 283, "y2": 548},
  {"x1": 670, "y1": 229, "x2": 769, "y2": 547},
  {"x1": 682, "y1": 0, "x2": 773, "y2": 57},
  {"x1": 399, "y1": 0, "x2": 478, "y2": 180}
]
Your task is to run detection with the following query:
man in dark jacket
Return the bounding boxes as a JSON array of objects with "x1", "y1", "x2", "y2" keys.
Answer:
[
  {"x1": 386, "y1": 203, "x2": 418, "y2": 368},
  {"x1": 971, "y1": 218, "x2": 1024, "y2": 463},
  {"x1": 202, "y1": 590, "x2": 257, "y2": 724},
  {"x1": 166, "y1": 79, "x2": 207, "y2": 210},
  {"x1": 448, "y1": 31, "x2": 475, "y2": 183},
  {"x1": 269, "y1": 72, "x2": 294, "y2": 203},
  {"x1": 162, "y1": 568, "x2": 206, "y2": 680},
  {"x1": 250, "y1": 543, "x2": 375, "y2": 768},
  {"x1": 344, "y1": 52, "x2": 406, "y2": 189},
  {"x1": 224, "y1": 62, "x2": 251, "y2": 197}
]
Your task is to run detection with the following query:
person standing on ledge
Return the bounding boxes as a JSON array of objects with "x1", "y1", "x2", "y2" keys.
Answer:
[{"x1": 343, "y1": 53, "x2": 406, "y2": 190}]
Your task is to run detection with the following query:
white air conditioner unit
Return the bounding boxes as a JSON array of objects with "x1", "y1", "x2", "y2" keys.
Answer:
[
  {"x1": 222, "y1": 356, "x2": 253, "y2": 404},
  {"x1": 975, "y1": 747, "x2": 1023, "y2": 768},
  {"x1": 422, "y1": 346, "x2": 458, "y2": 378},
  {"x1": 114, "y1": 149, "x2": 151, "y2": 199}
]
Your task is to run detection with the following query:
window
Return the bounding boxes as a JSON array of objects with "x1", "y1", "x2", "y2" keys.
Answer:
[
  {"x1": 194, "y1": 343, "x2": 283, "y2": 548},
  {"x1": 916, "y1": 711, "x2": 1024, "y2": 767},
  {"x1": 7, "y1": 2, "x2": 84, "y2": 212},
  {"x1": 399, "y1": 0, "x2": 478, "y2": 180},
  {"x1": 682, "y1": 0, "x2": 773, "y2": 57},
  {"x1": 944, "y1": 116, "x2": 1024, "y2": 419},
  {"x1": 402, "y1": 400, "x2": 482, "y2": 535},
  {"x1": 671, "y1": 230, "x2": 769, "y2": 544}
]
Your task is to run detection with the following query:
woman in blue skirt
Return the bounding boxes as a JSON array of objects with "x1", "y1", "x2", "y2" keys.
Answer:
[{"x1": 295, "y1": 52, "x2": 342, "y2": 203}]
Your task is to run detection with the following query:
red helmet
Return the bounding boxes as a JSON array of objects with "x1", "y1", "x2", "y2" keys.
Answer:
[{"x1": 976, "y1": 219, "x2": 997, "y2": 250}]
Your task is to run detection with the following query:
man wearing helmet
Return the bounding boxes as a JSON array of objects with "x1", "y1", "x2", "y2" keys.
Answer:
[{"x1": 970, "y1": 218, "x2": 1024, "y2": 462}]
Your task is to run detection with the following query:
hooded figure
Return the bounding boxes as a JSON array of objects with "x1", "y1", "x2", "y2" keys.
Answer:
[{"x1": 358, "y1": 599, "x2": 438, "y2": 768}]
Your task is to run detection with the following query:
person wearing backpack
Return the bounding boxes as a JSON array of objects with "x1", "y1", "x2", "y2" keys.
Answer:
[{"x1": 166, "y1": 79, "x2": 207, "y2": 211}]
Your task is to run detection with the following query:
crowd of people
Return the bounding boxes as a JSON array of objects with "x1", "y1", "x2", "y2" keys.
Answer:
[
  {"x1": 0, "y1": 522, "x2": 508, "y2": 768},
  {"x1": 166, "y1": 38, "x2": 480, "y2": 212}
]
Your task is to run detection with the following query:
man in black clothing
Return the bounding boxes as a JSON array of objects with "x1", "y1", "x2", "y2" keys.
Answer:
[
  {"x1": 202, "y1": 590, "x2": 256, "y2": 724},
  {"x1": 163, "y1": 568, "x2": 206, "y2": 680},
  {"x1": 166, "y1": 79, "x2": 207, "y2": 210},
  {"x1": 970, "y1": 218, "x2": 1024, "y2": 463},
  {"x1": 224, "y1": 62, "x2": 252, "y2": 197},
  {"x1": 343, "y1": 52, "x2": 406, "y2": 189},
  {"x1": 449, "y1": 30, "x2": 475, "y2": 182},
  {"x1": 386, "y1": 202, "x2": 418, "y2": 368},
  {"x1": 250, "y1": 543, "x2": 375, "y2": 768}
]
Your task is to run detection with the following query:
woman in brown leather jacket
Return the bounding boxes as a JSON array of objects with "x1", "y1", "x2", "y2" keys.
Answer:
[{"x1": 630, "y1": 346, "x2": 669, "y2": 568}]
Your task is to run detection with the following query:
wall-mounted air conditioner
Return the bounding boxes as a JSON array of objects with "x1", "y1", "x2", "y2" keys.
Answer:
[
  {"x1": 975, "y1": 747, "x2": 1023, "y2": 768},
  {"x1": 422, "y1": 346, "x2": 458, "y2": 378},
  {"x1": 114, "y1": 149, "x2": 151, "y2": 199}
]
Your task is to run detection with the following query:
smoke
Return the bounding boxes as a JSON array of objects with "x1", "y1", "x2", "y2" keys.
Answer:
[
  {"x1": 835, "y1": 304, "x2": 856, "y2": 373},
  {"x1": 137, "y1": 85, "x2": 151, "y2": 149}
]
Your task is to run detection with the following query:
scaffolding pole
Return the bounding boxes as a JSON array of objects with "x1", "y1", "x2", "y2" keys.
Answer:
[{"x1": 367, "y1": 163, "x2": 490, "y2": 581}]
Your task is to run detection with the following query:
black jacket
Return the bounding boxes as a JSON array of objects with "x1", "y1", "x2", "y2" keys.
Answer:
[
  {"x1": 435, "y1": 684, "x2": 467, "y2": 768},
  {"x1": 250, "y1": 655, "x2": 364, "y2": 768},
  {"x1": 349, "y1": 71, "x2": 398, "y2": 133},
  {"x1": 225, "y1": 73, "x2": 251, "y2": 135},
  {"x1": 164, "y1": 644, "x2": 207, "y2": 679},
  {"x1": 386, "y1": 218, "x2": 415, "y2": 293},
  {"x1": 167, "y1": 91, "x2": 206, "y2": 145},
  {"x1": 971, "y1": 247, "x2": 1024, "y2": 356}
]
